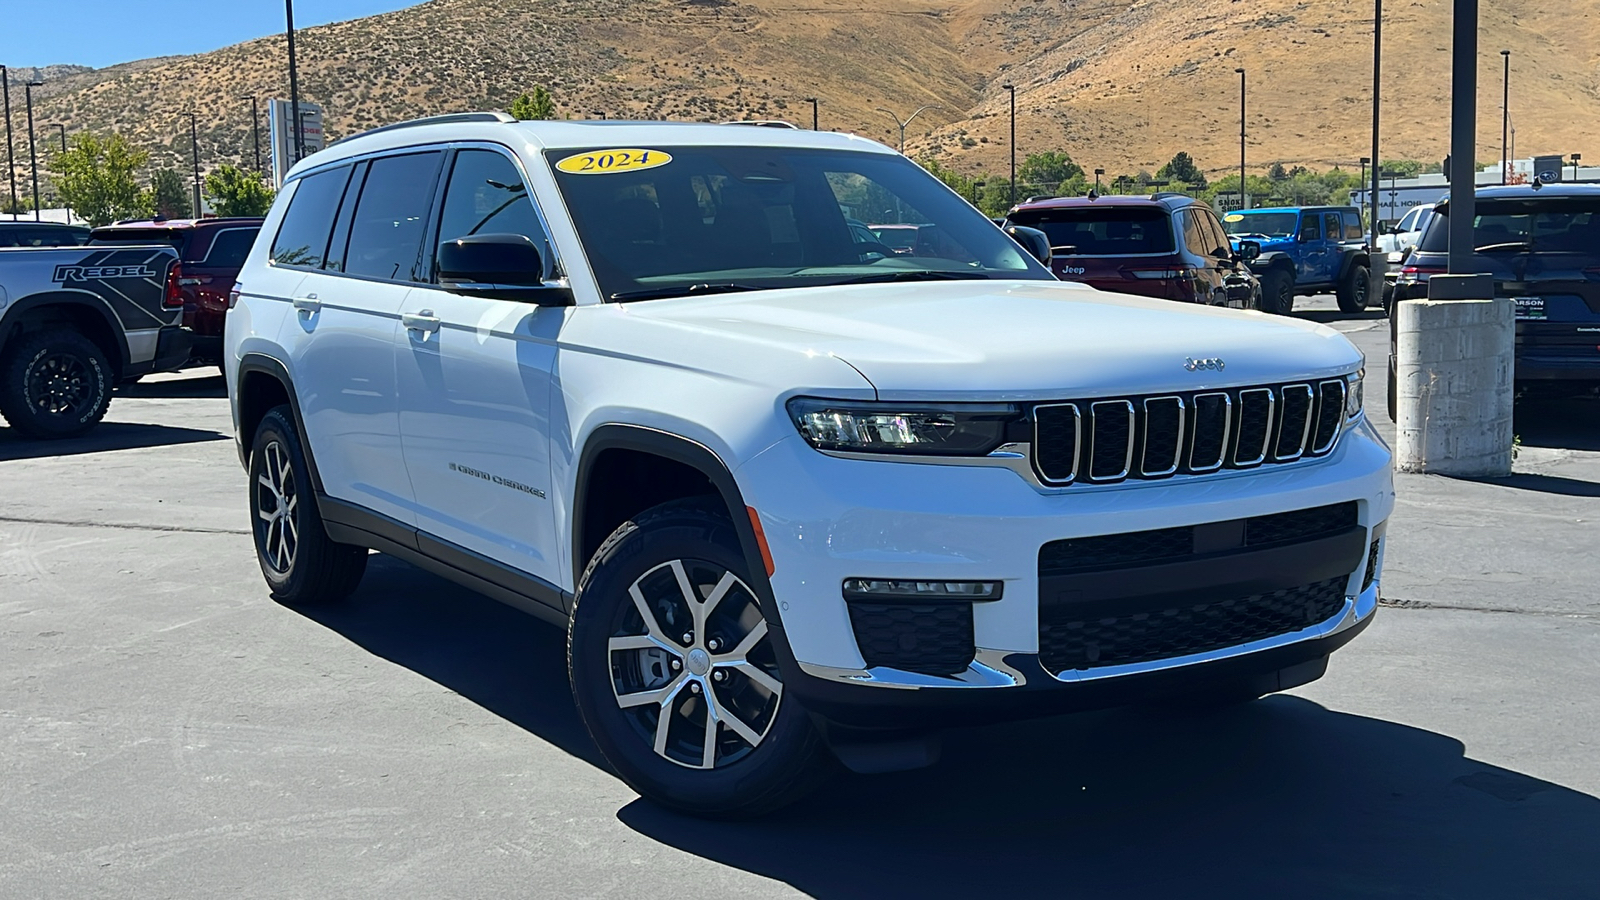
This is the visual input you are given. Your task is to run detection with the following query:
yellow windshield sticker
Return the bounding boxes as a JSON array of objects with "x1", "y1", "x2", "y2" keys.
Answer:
[
  {"x1": 1223, "y1": 213, "x2": 1245, "y2": 222},
  {"x1": 554, "y1": 149, "x2": 673, "y2": 175}
]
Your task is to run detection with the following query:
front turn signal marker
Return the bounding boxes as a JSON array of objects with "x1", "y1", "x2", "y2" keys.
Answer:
[{"x1": 746, "y1": 506, "x2": 775, "y2": 577}]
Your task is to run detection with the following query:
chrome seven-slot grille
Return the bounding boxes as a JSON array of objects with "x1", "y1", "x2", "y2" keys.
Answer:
[{"x1": 1032, "y1": 379, "x2": 1348, "y2": 485}]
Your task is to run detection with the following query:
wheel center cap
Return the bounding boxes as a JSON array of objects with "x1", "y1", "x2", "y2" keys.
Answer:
[{"x1": 687, "y1": 648, "x2": 711, "y2": 676}]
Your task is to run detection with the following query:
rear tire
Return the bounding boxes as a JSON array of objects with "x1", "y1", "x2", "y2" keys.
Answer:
[
  {"x1": 568, "y1": 498, "x2": 833, "y2": 818},
  {"x1": 249, "y1": 406, "x2": 368, "y2": 604},
  {"x1": 0, "y1": 329, "x2": 113, "y2": 439},
  {"x1": 1337, "y1": 263, "x2": 1371, "y2": 313},
  {"x1": 1260, "y1": 269, "x2": 1294, "y2": 315}
]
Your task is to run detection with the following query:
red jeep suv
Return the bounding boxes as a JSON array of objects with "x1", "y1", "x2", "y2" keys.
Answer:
[
  {"x1": 90, "y1": 218, "x2": 264, "y2": 368},
  {"x1": 1005, "y1": 194, "x2": 1259, "y2": 307}
]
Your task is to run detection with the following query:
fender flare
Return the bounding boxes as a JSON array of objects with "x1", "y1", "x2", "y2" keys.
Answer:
[
  {"x1": 236, "y1": 352, "x2": 325, "y2": 495},
  {"x1": 0, "y1": 291, "x2": 130, "y2": 372},
  {"x1": 1335, "y1": 249, "x2": 1371, "y2": 282},
  {"x1": 572, "y1": 423, "x2": 782, "y2": 627},
  {"x1": 1253, "y1": 253, "x2": 1295, "y2": 276}
]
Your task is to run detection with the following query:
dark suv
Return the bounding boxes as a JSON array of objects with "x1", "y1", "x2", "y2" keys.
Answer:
[
  {"x1": 1005, "y1": 194, "x2": 1258, "y2": 307},
  {"x1": 1388, "y1": 184, "x2": 1600, "y2": 415},
  {"x1": 90, "y1": 217, "x2": 264, "y2": 367},
  {"x1": 0, "y1": 221, "x2": 91, "y2": 247}
]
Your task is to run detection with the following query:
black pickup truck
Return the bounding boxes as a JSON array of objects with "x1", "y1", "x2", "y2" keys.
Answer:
[{"x1": 0, "y1": 242, "x2": 190, "y2": 437}]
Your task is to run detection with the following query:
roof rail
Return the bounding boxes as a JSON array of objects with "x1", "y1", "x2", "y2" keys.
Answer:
[{"x1": 343, "y1": 111, "x2": 517, "y2": 142}]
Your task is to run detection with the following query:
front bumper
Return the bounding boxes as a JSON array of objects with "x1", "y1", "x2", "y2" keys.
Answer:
[{"x1": 738, "y1": 417, "x2": 1394, "y2": 721}]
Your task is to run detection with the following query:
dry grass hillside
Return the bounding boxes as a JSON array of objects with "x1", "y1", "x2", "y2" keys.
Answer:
[{"x1": 4, "y1": 0, "x2": 1598, "y2": 199}]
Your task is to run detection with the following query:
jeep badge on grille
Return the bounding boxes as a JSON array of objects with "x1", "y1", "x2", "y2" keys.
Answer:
[{"x1": 1184, "y1": 357, "x2": 1226, "y2": 372}]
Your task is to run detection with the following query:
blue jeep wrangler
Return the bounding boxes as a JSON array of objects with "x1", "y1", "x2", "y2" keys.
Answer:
[{"x1": 1222, "y1": 206, "x2": 1372, "y2": 314}]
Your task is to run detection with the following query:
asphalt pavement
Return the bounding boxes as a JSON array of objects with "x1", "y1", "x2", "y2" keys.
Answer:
[{"x1": 2, "y1": 295, "x2": 1597, "y2": 898}]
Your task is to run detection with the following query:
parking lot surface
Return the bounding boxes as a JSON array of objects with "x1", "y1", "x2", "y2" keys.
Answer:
[{"x1": 3, "y1": 296, "x2": 1597, "y2": 898}]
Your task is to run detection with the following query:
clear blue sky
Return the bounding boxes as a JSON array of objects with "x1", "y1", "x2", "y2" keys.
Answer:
[{"x1": 0, "y1": 1, "x2": 423, "y2": 69}]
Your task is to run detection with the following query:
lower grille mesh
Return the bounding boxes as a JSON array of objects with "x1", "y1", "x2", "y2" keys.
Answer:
[
  {"x1": 1038, "y1": 576, "x2": 1349, "y2": 672},
  {"x1": 847, "y1": 602, "x2": 975, "y2": 676}
]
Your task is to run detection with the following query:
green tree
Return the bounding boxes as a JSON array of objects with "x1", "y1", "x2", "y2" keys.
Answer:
[
  {"x1": 510, "y1": 86, "x2": 557, "y2": 121},
  {"x1": 1158, "y1": 151, "x2": 1207, "y2": 190},
  {"x1": 49, "y1": 133, "x2": 149, "y2": 226},
  {"x1": 147, "y1": 168, "x2": 191, "y2": 219},
  {"x1": 204, "y1": 164, "x2": 275, "y2": 217},
  {"x1": 1379, "y1": 159, "x2": 1424, "y2": 178},
  {"x1": 1017, "y1": 150, "x2": 1085, "y2": 196},
  {"x1": 917, "y1": 157, "x2": 982, "y2": 207}
]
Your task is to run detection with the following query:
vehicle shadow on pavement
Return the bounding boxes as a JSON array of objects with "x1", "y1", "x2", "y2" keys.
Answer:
[
  {"x1": 117, "y1": 372, "x2": 227, "y2": 400},
  {"x1": 290, "y1": 553, "x2": 606, "y2": 769},
  {"x1": 619, "y1": 696, "x2": 1600, "y2": 898},
  {"x1": 1293, "y1": 308, "x2": 1387, "y2": 325},
  {"x1": 0, "y1": 421, "x2": 227, "y2": 461}
]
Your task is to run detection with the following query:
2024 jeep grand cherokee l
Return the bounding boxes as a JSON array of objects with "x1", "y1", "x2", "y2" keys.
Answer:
[{"x1": 227, "y1": 113, "x2": 1394, "y2": 816}]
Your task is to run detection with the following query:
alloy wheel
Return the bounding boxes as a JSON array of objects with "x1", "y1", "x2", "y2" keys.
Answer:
[
  {"x1": 255, "y1": 441, "x2": 300, "y2": 574},
  {"x1": 26, "y1": 352, "x2": 92, "y2": 417},
  {"x1": 608, "y1": 559, "x2": 783, "y2": 770}
]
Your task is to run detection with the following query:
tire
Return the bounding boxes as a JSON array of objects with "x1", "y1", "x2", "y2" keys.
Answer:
[
  {"x1": 1259, "y1": 268, "x2": 1294, "y2": 315},
  {"x1": 1381, "y1": 281, "x2": 1394, "y2": 315},
  {"x1": 1387, "y1": 354, "x2": 1398, "y2": 423},
  {"x1": 0, "y1": 328, "x2": 113, "y2": 439},
  {"x1": 248, "y1": 406, "x2": 368, "y2": 604},
  {"x1": 1336, "y1": 263, "x2": 1371, "y2": 313},
  {"x1": 568, "y1": 498, "x2": 833, "y2": 818}
]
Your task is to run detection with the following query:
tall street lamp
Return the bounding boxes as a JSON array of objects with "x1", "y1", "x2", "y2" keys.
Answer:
[
  {"x1": 1360, "y1": 156, "x2": 1371, "y2": 229},
  {"x1": 286, "y1": 0, "x2": 304, "y2": 160},
  {"x1": 1369, "y1": 0, "x2": 1383, "y2": 251},
  {"x1": 803, "y1": 97, "x2": 818, "y2": 131},
  {"x1": 245, "y1": 95, "x2": 262, "y2": 174},
  {"x1": 1236, "y1": 67, "x2": 1246, "y2": 209},
  {"x1": 0, "y1": 65, "x2": 16, "y2": 216},
  {"x1": 874, "y1": 104, "x2": 942, "y2": 154},
  {"x1": 1445, "y1": 0, "x2": 1478, "y2": 275},
  {"x1": 1500, "y1": 49, "x2": 1511, "y2": 184},
  {"x1": 25, "y1": 79, "x2": 42, "y2": 221},
  {"x1": 49, "y1": 124, "x2": 68, "y2": 223},
  {"x1": 1002, "y1": 82, "x2": 1016, "y2": 206},
  {"x1": 1093, "y1": 167, "x2": 1103, "y2": 193},
  {"x1": 1572, "y1": 153, "x2": 1582, "y2": 182},
  {"x1": 188, "y1": 110, "x2": 202, "y2": 216}
]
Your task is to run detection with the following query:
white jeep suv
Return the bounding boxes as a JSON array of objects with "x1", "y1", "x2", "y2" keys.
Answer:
[{"x1": 226, "y1": 113, "x2": 1393, "y2": 816}]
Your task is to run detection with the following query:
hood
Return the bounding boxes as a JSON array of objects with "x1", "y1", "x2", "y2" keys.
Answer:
[{"x1": 622, "y1": 280, "x2": 1362, "y2": 400}]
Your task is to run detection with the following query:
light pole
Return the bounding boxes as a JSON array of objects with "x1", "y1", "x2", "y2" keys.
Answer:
[
  {"x1": 48, "y1": 124, "x2": 67, "y2": 223},
  {"x1": 188, "y1": 110, "x2": 202, "y2": 217},
  {"x1": 25, "y1": 79, "x2": 42, "y2": 221},
  {"x1": 286, "y1": 0, "x2": 304, "y2": 160},
  {"x1": 1359, "y1": 156, "x2": 1371, "y2": 230},
  {"x1": 0, "y1": 65, "x2": 16, "y2": 216},
  {"x1": 1236, "y1": 67, "x2": 1246, "y2": 209},
  {"x1": 1002, "y1": 82, "x2": 1016, "y2": 206},
  {"x1": 1500, "y1": 50, "x2": 1510, "y2": 184},
  {"x1": 873, "y1": 104, "x2": 943, "y2": 154},
  {"x1": 245, "y1": 95, "x2": 262, "y2": 174},
  {"x1": 1369, "y1": 0, "x2": 1383, "y2": 253},
  {"x1": 803, "y1": 97, "x2": 818, "y2": 131},
  {"x1": 1093, "y1": 167, "x2": 1103, "y2": 193},
  {"x1": 1573, "y1": 153, "x2": 1582, "y2": 182}
]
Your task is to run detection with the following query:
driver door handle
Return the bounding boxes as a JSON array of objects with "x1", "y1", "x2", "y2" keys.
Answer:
[
  {"x1": 291, "y1": 294, "x2": 321, "y2": 312},
  {"x1": 402, "y1": 311, "x2": 441, "y2": 335}
]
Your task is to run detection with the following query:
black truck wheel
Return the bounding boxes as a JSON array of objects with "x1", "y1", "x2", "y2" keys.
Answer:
[
  {"x1": 1259, "y1": 269, "x2": 1295, "y2": 315},
  {"x1": 0, "y1": 329, "x2": 114, "y2": 439},
  {"x1": 1337, "y1": 263, "x2": 1371, "y2": 313}
]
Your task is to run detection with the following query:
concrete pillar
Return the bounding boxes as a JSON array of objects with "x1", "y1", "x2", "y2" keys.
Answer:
[{"x1": 1394, "y1": 274, "x2": 1514, "y2": 475}]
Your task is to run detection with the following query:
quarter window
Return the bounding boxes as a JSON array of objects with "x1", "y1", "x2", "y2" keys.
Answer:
[
  {"x1": 435, "y1": 150, "x2": 552, "y2": 281},
  {"x1": 203, "y1": 229, "x2": 259, "y2": 268},
  {"x1": 343, "y1": 151, "x2": 443, "y2": 282},
  {"x1": 270, "y1": 165, "x2": 352, "y2": 268}
]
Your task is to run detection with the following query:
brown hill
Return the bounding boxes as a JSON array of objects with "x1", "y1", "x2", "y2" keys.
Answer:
[{"x1": 3, "y1": 0, "x2": 1596, "y2": 201}]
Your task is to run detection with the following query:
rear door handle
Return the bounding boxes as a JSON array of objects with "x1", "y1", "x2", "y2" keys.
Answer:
[
  {"x1": 292, "y1": 294, "x2": 321, "y2": 312},
  {"x1": 402, "y1": 311, "x2": 441, "y2": 335}
]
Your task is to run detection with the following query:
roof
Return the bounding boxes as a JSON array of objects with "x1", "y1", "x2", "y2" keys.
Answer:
[
  {"x1": 1232, "y1": 205, "x2": 1358, "y2": 214},
  {"x1": 1008, "y1": 193, "x2": 1199, "y2": 212},
  {"x1": 94, "y1": 217, "x2": 265, "y2": 231},
  {"x1": 1466, "y1": 183, "x2": 1600, "y2": 199},
  {"x1": 289, "y1": 114, "x2": 897, "y2": 181},
  {"x1": 0, "y1": 220, "x2": 86, "y2": 229}
]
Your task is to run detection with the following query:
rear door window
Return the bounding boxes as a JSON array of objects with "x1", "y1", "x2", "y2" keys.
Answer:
[
  {"x1": 1005, "y1": 206, "x2": 1176, "y2": 255},
  {"x1": 271, "y1": 165, "x2": 353, "y2": 268},
  {"x1": 1324, "y1": 212, "x2": 1343, "y2": 240},
  {"x1": 342, "y1": 151, "x2": 444, "y2": 282}
]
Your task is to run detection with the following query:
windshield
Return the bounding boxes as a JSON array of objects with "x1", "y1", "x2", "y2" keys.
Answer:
[
  {"x1": 1222, "y1": 212, "x2": 1299, "y2": 237},
  {"x1": 546, "y1": 146, "x2": 1049, "y2": 300},
  {"x1": 1417, "y1": 197, "x2": 1600, "y2": 254},
  {"x1": 1003, "y1": 206, "x2": 1175, "y2": 255}
]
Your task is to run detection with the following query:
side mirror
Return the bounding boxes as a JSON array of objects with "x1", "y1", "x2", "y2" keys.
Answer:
[
  {"x1": 1003, "y1": 224, "x2": 1051, "y2": 265},
  {"x1": 1236, "y1": 240, "x2": 1261, "y2": 263},
  {"x1": 438, "y1": 234, "x2": 570, "y2": 306}
]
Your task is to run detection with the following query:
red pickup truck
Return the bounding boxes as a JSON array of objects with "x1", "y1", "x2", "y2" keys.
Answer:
[{"x1": 90, "y1": 218, "x2": 263, "y2": 368}]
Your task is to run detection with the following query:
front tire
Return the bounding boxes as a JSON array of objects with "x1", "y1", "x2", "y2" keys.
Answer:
[
  {"x1": 249, "y1": 406, "x2": 367, "y2": 604},
  {"x1": 0, "y1": 329, "x2": 113, "y2": 439},
  {"x1": 1337, "y1": 263, "x2": 1371, "y2": 313},
  {"x1": 1259, "y1": 268, "x2": 1294, "y2": 315},
  {"x1": 568, "y1": 499, "x2": 832, "y2": 817}
]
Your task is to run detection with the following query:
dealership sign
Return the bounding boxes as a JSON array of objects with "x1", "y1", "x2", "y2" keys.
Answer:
[{"x1": 268, "y1": 99, "x2": 326, "y2": 188}]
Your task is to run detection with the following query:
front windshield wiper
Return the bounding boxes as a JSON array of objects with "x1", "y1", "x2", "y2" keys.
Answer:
[
  {"x1": 821, "y1": 270, "x2": 992, "y2": 287},
  {"x1": 609, "y1": 282, "x2": 768, "y2": 302}
]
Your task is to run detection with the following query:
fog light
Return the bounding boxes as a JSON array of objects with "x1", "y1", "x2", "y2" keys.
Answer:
[{"x1": 842, "y1": 579, "x2": 1003, "y2": 602}]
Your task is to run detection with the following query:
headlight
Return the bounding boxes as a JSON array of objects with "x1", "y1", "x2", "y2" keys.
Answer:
[
  {"x1": 787, "y1": 398, "x2": 1021, "y2": 456},
  {"x1": 1346, "y1": 368, "x2": 1365, "y2": 419}
]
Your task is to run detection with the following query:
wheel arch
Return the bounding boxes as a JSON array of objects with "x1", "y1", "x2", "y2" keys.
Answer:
[
  {"x1": 572, "y1": 424, "x2": 779, "y2": 622},
  {"x1": 236, "y1": 352, "x2": 324, "y2": 494},
  {"x1": 0, "y1": 292, "x2": 129, "y2": 377}
]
